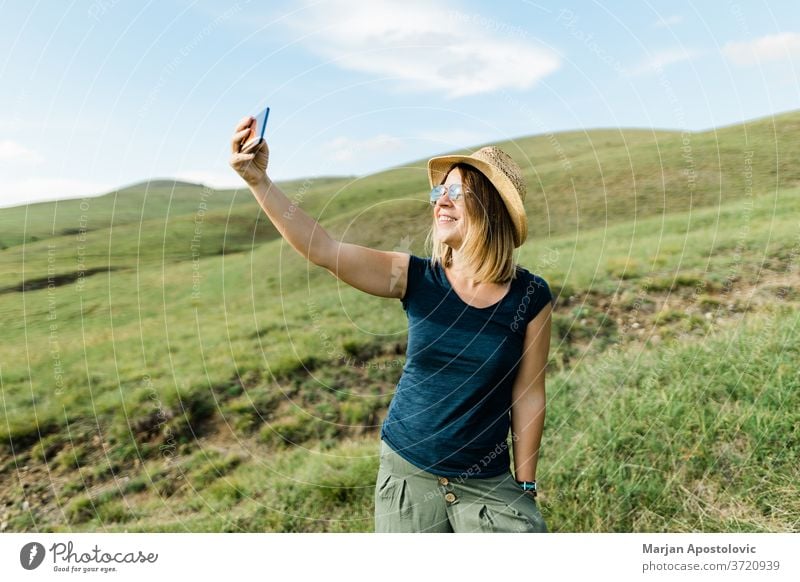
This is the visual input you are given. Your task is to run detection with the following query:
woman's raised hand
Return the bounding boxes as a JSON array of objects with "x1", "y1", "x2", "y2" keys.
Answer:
[{"x1": 229, "y1": 116, "x2": 270, "y2": 187}]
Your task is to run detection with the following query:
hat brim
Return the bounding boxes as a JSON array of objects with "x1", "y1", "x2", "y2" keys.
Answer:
[{"x1": 427, "y1": 154, "x2": 528, "y2": 247}]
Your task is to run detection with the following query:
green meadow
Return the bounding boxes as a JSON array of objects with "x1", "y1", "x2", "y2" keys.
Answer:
[{"x1": 0, "y1": 111, "x2": 798, "y2": 532}]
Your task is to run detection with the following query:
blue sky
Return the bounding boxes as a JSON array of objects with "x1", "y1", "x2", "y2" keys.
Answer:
[{"x1": 1, "y1": 0, "x2": 798, "y2": 208}]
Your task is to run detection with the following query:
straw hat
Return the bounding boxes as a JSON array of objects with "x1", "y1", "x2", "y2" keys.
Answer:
[{"x1": 427, "y1": 146, "x2": 528, "y2": 247}]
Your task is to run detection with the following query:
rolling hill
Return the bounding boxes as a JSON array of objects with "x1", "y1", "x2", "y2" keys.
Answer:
[{"x1": 0, "y1": 110, "x2": 798, "y2": 533}]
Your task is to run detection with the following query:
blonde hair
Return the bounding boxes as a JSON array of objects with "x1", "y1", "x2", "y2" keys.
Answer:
[{"x1": 425, "y1": 163, "x2": 519, "y2": 284}]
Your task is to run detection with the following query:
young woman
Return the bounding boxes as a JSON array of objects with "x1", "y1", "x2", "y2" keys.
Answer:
[{"x1": 230, "y1": 116, "x2": 554, "y2": 533}]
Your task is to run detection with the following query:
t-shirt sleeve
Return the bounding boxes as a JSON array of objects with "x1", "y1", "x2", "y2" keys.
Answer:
[
  {"x1": 525, "y1": 273, "x2": 554, "y2": 324},
  {"x1": 400, "y1": 254, "x2": 426, "y2": 311}
]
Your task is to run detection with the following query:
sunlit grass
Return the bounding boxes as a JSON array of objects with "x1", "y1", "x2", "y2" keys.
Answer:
[{"x1": 2, "y1": 113, "x2": 799, "y2": 531}]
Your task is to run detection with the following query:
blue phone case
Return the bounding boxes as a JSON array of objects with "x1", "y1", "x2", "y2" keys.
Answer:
[
  {"x1": 258, "y1": 107, "x2": 269, "y2": 142},
  {"x1": 242, "y1": 106, "x2": 269, "y2": 152}
]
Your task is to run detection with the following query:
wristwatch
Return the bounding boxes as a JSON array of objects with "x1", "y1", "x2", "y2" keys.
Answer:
[{"x1": 515, "y1": 480, "x2": 537, "y2": 497}]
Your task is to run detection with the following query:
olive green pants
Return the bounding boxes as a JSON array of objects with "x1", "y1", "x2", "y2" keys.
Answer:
[{"x1": 374, "y1": 438, "x2": 547, "y2": 533}]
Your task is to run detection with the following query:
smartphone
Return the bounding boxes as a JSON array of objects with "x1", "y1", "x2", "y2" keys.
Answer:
[{"x1": 240, "y1": 106, "x2": 270, "y2": 153}]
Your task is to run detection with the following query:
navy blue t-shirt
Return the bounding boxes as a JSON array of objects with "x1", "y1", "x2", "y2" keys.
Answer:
[{"x1": 380, "y1": 254, "x2": 554, "y2": 478}]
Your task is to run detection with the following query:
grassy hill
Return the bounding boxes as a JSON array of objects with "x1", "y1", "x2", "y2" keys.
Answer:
[
  {"x1": 0, "y1": 176, "x2": 356, "y2": 249},
  {"x1": 0, "y1": 110, "x2": 798, "y2": 532}
]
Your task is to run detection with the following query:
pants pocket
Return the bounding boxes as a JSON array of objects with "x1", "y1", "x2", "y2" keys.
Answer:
[
  {"x1": 374, "y1": 471, "x2": 412, "y2": 532},
  {"x1": 477, "y1": 502, "x2": 533, "y2": 533},
  {"x1": 478, "y1": 495, "x2": 547, "y2": 533},
  {"x1": 377, "y1": 474, "x2": 407, "y2": 501}
]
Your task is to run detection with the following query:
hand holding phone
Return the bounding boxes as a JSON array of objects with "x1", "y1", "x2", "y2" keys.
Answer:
[
  {"x1": 230, "y1": 108, "x2": 271, "y2": 187},
  {"x1": 240, "y1": 106, "x2": 270, "y2": 153}
]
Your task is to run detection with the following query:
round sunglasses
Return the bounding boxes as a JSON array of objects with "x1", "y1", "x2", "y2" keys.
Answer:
[{"x1": 429, "y1": 183, "x2": 469, "y2": 206}]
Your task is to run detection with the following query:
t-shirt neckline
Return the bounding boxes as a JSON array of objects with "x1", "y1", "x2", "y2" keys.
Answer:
[{"x1": 435, "y1": 259, "x2": 514, "y2": 311}]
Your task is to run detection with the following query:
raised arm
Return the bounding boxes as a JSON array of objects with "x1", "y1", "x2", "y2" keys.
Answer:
[{"x1": 229, "y1": 116, "x2": 409, "y2": 300}]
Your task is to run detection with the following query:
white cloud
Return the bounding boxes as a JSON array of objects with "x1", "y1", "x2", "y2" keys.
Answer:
[
  {"x1": 653, "y1": 15, "x2": 683, "y2": 28},
  {"x1": 723, "y1": 32, "x2": 800, "y2": 66},
  {"x1": 287, "y1": 0, "x2": 560, "y2": 98},
  {"x1": 628, "y1": 47, "x2": 701, "y2": 75},
  {"x1": 0, "y1": 178, "x2": 113, "y2": 209},
  {"x1": 173, "y1": 170, "x2": 245, "y2": 189},
  {"x1": 322, "y1": 134, "x2": 404, "y2": 162},
  {"x1": 0, "y1": 140, "x2": 43, "y2": 164}
]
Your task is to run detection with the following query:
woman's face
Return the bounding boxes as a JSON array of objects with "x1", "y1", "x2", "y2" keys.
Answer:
[{"x1": 433, "y1": 168, "x2": 468, "y2": 249}]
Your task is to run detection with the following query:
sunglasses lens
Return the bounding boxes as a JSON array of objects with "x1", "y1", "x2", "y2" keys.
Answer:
[
  {"x1": 430, "y1": 184, "x2": 466, "y2": 205},
  {"x1": 430, "y1": 185, "x2": 444, "y2": 204}
]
